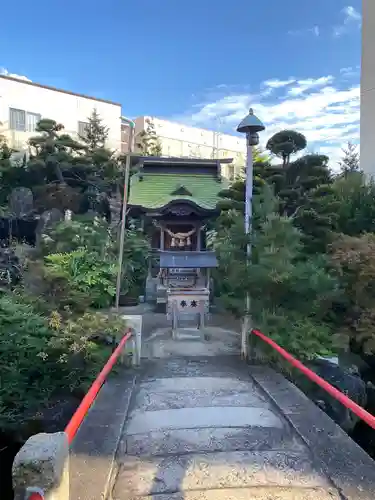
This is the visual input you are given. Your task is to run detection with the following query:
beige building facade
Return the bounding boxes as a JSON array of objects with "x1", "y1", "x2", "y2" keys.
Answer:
[
  {"x1": 133, "y1": 116, "x2": 247, "y2": 179},
  {"x1": 361, "y1": 0, "x2": 375, "y2": 176},
  {"x1": 0, "y1": 75, "x2": 122, "y2": 153}
]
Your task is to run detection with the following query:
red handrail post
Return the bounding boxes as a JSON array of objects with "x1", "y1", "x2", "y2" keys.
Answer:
[{"x1": 251, "y1": 328, "x2": 375, "y2": 430}]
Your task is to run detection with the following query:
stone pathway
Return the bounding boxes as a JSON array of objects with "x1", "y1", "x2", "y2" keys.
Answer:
[{"x1": 110, "y1": 327, "x2": 340, "y2": 499}]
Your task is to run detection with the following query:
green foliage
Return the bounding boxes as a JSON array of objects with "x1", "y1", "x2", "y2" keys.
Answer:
[
  {"x1": 136, "y1": 119, "x2": 162, "y2": 156},
  {"x1": 79, "y1": 109, "x2": 109, "y2": 151},
  {"x1": 255, "y1": 309, "x2": 335, "y2": 360},
  {"x1": 36, "y1": 216, "x2": 150, "y2": 309},
  {"x1": 217, "y1": 148, "x2": 337, "y2": 255},
  {"x1": 0, "y1": 292, "x2": 127, "y2": 431},
  {"x1": 266, "y1": 130, "x2": 307, "y2": 167},
  {"x1": 338, "y1": 142, "x2": 360, "y2": 176},
  {"x1": 28, "y1": 118, "x2": 85, "y2": 185},
  {"x1": 44, "y1": 249, "x2": 117, "y2": 309},
  {"x1": 329, "y1": 233, "x2": 375, "y2": 354},
  {"x1": 213, "y1": 186, "x2": 338, "y2": 359},
  {"x1": 41, "y1": 216, "x2": 114, "y2": 255},
  {"x1": 328, "y1": 172, "x2": 375, "y2": 236}
]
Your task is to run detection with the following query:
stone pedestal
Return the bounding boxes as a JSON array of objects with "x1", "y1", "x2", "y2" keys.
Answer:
[{"x1": 167, "y1": 288, "x2": 209, "y2": 330}]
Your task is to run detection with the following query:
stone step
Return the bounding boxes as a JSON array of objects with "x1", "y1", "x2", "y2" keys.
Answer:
[
  {"x1": 173, "y1": 327, "x2": 203, "y2": 341},
  {"x1": 121, "y1": 426, "x2": 304, "y2": 457},
  {"x1": 113, "y1": 450, "x2": 332, "y2": 497},
  {"x1": 125, "y1": 406, "x2": 283, "y2": 435},
  {"x1": 130, "y1": 383, "x2": 270, "y2": 414},
  {"x1": 114, "y1": 487, "x2": 340, "y2": 500}
]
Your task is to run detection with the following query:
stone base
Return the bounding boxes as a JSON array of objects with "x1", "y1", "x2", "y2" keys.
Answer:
[{"x1": 173, "y1": 327, "x2": 204, "y2": 341}]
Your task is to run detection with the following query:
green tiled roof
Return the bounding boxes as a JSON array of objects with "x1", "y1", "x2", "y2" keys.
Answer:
[{"x1": 129, "y1": 173, "x2": 227, "y2": 211}]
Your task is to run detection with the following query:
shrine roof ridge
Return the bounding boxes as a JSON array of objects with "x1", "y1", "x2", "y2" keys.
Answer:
[{"x1": 130, "y1": 156, "x2": 234, "y2": 166}]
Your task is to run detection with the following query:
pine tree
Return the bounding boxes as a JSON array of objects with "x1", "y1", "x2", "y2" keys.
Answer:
[
  {"x1": 212, "y1": 185, "x2": 337, "y2": 358},
  {"x1": 28, "y1": 119, "x2": 84, "y2": 185},
  {"x1": 338, "y1": 142, "x2": 360, "y2": 176},
  {"x1": 266, "y1": 130, "x2": 307, "y2": 167},
  {"x1": 80, "y1": 109, "x2": 109, "y2": 151},
  {"x1": 136, "y1": 119, "x2": 162, "y2": 156}
]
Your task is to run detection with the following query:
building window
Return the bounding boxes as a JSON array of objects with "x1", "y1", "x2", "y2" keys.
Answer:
[
  {"x1": 9, "y1": 108, "x2": 26, "y2": 131},
  {"x1": 9, "y1": 108, "x2": 41, "y2": 132},
  {"x1": 26, "y1": 112, "x2": 41, "y2": 132},
  {"x1": 78, "y1": 121, "x2": 89, "y2": 138}
]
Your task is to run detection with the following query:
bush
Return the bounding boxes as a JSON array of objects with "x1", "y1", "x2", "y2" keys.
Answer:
[
  {"x1": 329, "y1": 233, "x2": 375, "y2": 355},
  {"x1": 213, "y1": 187, "x2": 338, "y2": 359},
  {"x1": 254, "y1": 308, "x2": 335, "y2": 360},
  {"x1": 0, "y1": 292, "x2": 127, "y2": 432},
  {"x1": 40, "y1": 216, "x2": 114, "y2": 256},
  {"x1": 37, "y1": 217, "x2": 150, "y2": 308},
  {"x1": 44, "y1": 249, "x2": 117, "y2": 309}
]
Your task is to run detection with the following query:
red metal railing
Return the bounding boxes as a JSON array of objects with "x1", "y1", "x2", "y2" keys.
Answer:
[
  {"x1": 251, "y1": 328, "x2": 375, "y2": 430},
  {"x1": 25, "y1": 330, "x2": 132, "y2": 500},
  {"x1": 65, "y1": 329, "x2": 132, "y2": 443}
]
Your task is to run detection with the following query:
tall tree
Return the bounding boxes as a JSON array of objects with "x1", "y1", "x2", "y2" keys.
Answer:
[
  {"x1": 338, "y1": 142, "x2": 360, "y2": 176},
  {"x1": 266, "y1": 130, "x2": 307, "y2": 167},
  {"x1": 79, "y1": 109, "x2": 109, "y2": 151},
  {"x1": 327, "y1": 172, "x2": 375, "y2": 236},
  {"x1": 329, "y1": 233, "x2": 375, "y2": 355},
  {"x1": 28, "y1": 119, "x2": 84, "y2": 186},
  {"x1": 218, "y1": 141, "x2": 338, "y2": 254},
  {"x1": 27, "y1": 119, "x2": 97, "y2": 212},
  {"x1": 212, "y1": 185, "x2": 337, "y2": 358},
  {"x1": 136, "y1": 119, "x2": 162, "y2": 156}
]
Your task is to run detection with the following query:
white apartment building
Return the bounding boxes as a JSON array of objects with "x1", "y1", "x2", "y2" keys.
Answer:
[
  {"x1": 134, "y1": 116, "x2": 247, "y2": 179},
  {"x1": 0, "y1": 75, "x2": 122, "y2": 153},
  {"x1": 361, "y1": 0, "x2": 374, "y2": 176}
]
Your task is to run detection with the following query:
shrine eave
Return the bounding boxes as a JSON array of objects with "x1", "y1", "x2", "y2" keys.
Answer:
[{"x1": 129, "y1": 199, "x2": 219, "y2": 217}]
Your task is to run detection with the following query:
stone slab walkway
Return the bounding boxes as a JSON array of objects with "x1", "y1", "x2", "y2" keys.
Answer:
[{"x1": 110, "y1": 327, "x2": 341, "y2": 499}]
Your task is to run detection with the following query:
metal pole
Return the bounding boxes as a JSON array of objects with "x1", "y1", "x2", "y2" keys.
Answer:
[
  {"x1": 115, "y1": 119, "x2": 135, "y2": 310},
  {"x1": 241, "y1": 136, "x2": 253, "y2": 359}
]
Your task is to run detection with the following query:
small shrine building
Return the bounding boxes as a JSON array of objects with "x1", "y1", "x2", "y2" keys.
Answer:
[{"x1": 128, "y1": 156, "x2": 231, "y2": 324}]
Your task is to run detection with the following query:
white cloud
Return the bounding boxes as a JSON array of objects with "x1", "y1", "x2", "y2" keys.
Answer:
[
  {"x1": 288, "y1": 25, "x2": 320, "y2": 37},
  {"x1": 340, "y1": 66, "x2": 360, "y2": 78},
  {"x1": 333, "y1": 5, "x2": 361, "y2": 37},
  {"x1": 0, "y1": 67, "x2": 31, "y2": 82},
  {"x1": 344, "y1": 5, "x2": 361, "y2": 22},
  {"x1": 179, "y1": 73, "x2": 360, "y2": 170},
  {"x1": 264, "y1": 78, "x2": 295, "y2": 89},
  {"x1": 287, "y1": 76, "x2": 334, "y2": 96}
]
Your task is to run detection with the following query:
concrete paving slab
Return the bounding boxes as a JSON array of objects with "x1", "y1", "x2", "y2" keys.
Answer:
[
  {"x1": 141, "y1": 356, "x2": 252, "y2": 380},
  {"x1": 130, "y1": 386, "x2": 270, "y2": 413},
  {"x1": 138, "y1": 376, "x2": 259, "y2": 393},
  {"x1": 250, "y1": 365, "x2": 375, "y2": 500},
  {"x1": 121, "y1": 426, "x2": 304, "y2": 457},
  {"x1": 113, "y1": 450, "x2": 331, "y2": 497},
  {"x1": 126, "y1": 406, "x2": 283, "y2": 435},
  {"x1": 113, "y1": 487, "x2": 341, "y2": 500},
  {"x1": 149, "y1": 339, "x2": 240, "y2": 358}
]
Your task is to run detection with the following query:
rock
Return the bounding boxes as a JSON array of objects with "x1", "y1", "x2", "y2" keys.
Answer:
[
  {"x1": 0, "y1": 246, "x2": 22, "y2": 288},
  {"x1": 9, "y1": 188, "x2": 34, "y2": 217},
  {"x1": 35, "y1": 209, "x2": 63, "y2": 247},
  {"x1": 12, "y1": 432, "x2": 69, "y2": 500},
  {"x1": 300, "y1": 358, "x2": 367, "y2": 433}
]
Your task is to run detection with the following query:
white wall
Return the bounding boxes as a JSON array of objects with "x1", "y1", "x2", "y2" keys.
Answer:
[
  {"x1": 361, "y1": 0, "x2": 375, "y2": 177},
  {"x1": 0, "y1": 76, "x2": 122, "y2": 152},
  {"x1": 134, "y1": 116, "x2": 247, "y2": 179}
]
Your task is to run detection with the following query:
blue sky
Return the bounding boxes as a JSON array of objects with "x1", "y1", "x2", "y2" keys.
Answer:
[{"x1": 1, "y1": 0, "x2": 361, "y2": 165}]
